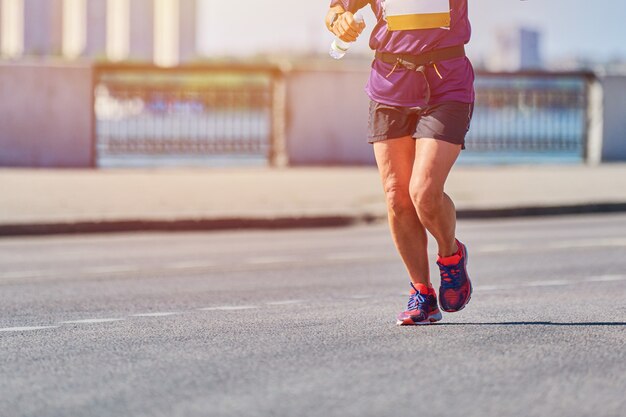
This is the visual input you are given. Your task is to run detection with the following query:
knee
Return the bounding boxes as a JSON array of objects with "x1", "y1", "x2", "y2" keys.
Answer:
[
  {"x1": 410, "y1": 182, "x2": 443, "y2": 217},
  {"x1": 382, "y1": 182, "x2": 414, "y2": 218}
]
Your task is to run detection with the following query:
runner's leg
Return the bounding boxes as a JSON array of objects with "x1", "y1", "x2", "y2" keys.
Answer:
[
  {"x1": 373, "y1": 137, "x2": 430, "y2": 287},
  {"x1": 410, "y1": 138, "x2": 461, "y2": 257}
]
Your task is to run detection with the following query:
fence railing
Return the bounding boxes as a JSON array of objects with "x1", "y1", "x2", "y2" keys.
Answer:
[
  {"x1": 92, "y1": 63, "x2": 285, "y2": 167},
  {"x1": 466, "y1": 71, "x2": 597, "y2": 162},
  {"x1": 92, "y1": 63, "x2": 599, "y2": 166}
]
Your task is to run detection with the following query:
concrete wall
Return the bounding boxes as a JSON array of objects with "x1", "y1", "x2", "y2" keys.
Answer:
[
  {"x1": 285, "y1": 65, "x2": 374, "y2": 165},
  {"x1": 600, "y1": 75, "x2": 626, "y2": 162},
  {"x1": 0, "y1": 61, "x2": 94, "y2": 167}
]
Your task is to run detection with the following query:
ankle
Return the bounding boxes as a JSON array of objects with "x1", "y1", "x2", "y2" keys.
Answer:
[
  {"x1": 411, "y1": 282, "x2": 435, "y2": 295},
  {"x1": 439, "y1": 239, "x2": 460, "y2": 258}
]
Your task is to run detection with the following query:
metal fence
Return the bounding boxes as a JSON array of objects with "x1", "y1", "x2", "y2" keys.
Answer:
[
  {"x1": 466, "y1": 71, "x2": 596, "y2": 161},
  {"x1": 93, "y1": 63, "x2": 285, "y2": 167},
  {"x1": 92, "y1": 64, "x2": 597, "y2": 166}
]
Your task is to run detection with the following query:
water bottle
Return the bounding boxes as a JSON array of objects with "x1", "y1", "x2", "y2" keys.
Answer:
[{"x1": 329, "y1": 13, "x2": 364, "y2": 60}]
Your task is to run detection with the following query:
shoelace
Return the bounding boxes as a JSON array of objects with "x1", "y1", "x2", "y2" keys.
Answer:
[
  {"x1": 407, "y1": 291, "x2": 427, "y2": 311},
  {"x1": 439, "y1": 263, "x2": 462, "y2": 290}
]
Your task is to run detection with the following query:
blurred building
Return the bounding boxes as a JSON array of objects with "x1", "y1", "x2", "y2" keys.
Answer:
[
  {"x1": 0, "y1": 0, "x2": 198, "y2": 65},
  {"x1": 487, "y1": 27, "x2": 543, "y2": 71},
  {"x1": 85, "y1": 0, "x2": 107, "y2": 57},
  {"x1": 179, "y1": 0, "x2": 197, "y2": 62},
  {"x1": 129, "y1": 0, "x2": 154, "y2": 61},
  {"x1": 1, "y1": 0, "x2": 24, "y2": 57},
  {"x1": 23, "y1": 0, "x2": 63, "y2": 55}
]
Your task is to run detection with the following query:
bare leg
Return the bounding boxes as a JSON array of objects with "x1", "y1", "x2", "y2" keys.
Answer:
[
  {"x1": 410, "y1": 138, "x2": 462, "y2": 257},
  {"x1": 373, "y1": 137, "x2": 430, "y2": 286}
]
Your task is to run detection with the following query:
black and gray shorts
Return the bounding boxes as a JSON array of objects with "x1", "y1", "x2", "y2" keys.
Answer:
[{"x1": 367, "y1": 100, "x2": 474, "y2": 149}]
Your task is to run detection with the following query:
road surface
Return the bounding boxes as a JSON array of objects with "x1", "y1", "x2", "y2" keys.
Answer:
[{"x1": 1, "y1": 214, "x2": 625, "y2": 417}]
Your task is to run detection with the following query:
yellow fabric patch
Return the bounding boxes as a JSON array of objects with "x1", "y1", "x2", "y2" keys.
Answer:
[{"x1": 386, "y1": 12, "x2": 451, "y2": 31}]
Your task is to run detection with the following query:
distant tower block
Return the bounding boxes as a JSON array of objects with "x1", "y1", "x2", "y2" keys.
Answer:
[
  {"x1": 0, "y1": 1, "x2": 3, "y2": 53},
  {"x1": 85, "y1": 0, "x2": 107, "y2": 58},
  {"x1": 23, "y1": 0, "x2": 63, "y2": 55},
  {"x1": 129, "y1": 0, "x2": 154, "y2": 61},
  {"x1": 178, "y1": 0, "x2": 197, "y2": 62},
  {"x1": 154, "y1": 0, "x2": 178, "y2": 66},
  {"x1": 62, "y1": 0, "x2": 87, "y2": 59},
  {"x1": 1, "y1": 0, "x2": 25, "y2": 58},
  {"x1": 519, "y1": 28, "x2": 542, "y2": 70},
  {"x1": 107, "y1": 0, "x2": 129, "y2": 61},
  {"x1": 487, "y1": 26, "x2": 543, "y2": 72}
]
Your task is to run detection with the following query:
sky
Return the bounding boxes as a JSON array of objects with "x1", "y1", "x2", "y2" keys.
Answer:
[{"x1": 196, "y1": 0, "x2": 626, "y2": 63}]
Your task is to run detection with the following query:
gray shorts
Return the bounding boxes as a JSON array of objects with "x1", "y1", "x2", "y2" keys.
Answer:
[{"x1": 367, "y1": 100, "x2": 474, "y2": 149}]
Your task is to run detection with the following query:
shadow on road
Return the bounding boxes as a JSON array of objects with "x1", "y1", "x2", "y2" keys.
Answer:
[{"x1": 435, "y1": 321, "x2": 626, "y2": 326}]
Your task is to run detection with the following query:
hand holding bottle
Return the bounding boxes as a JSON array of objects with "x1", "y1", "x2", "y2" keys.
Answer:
[
  {"x1": 328, "y1": 12, "x2": 365, "y2": 60},
  {"x1": 329, "y1": 11, "x2": 366, "y2": 43}
]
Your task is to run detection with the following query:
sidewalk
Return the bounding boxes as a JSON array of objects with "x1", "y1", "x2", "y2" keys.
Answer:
[{"x1": 2, "y1": 164, "x2": 626, "y2": 235}]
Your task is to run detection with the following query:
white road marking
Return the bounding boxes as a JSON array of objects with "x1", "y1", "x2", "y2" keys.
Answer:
[
  {"x1": 324, "y1": 253, "x2": 368, "y2": 261},
  {"x1": 266, "y1": 300, "x2": 304, "y2": 306},
  {"x1": 130, "y1": 312, "x2": 181, "y2": 317},
  {"x1": 61, "y1": 318, "x2": 125, "y2": 324},
  {"x1": 5, "y1": 272, "x2": 625, "y2": 334},
  {"x1": 165, "y1": 261, "x2": 215, "y2": 269},
  {"x1": 84, "y1": 266, "x2": 141, "y2": 274},
  {"x1": 0, "y1": 271, "x2": 48, "y2": 279},
  {"x1": 0, "y1": 326, "x2": 58, "y2": 332},
  {"x1": 546, "y1": 238, "x2": 626, "y2": 249},
  {"x1": 585, "y1": 274, "x2": 626, "y2": 282},
  {"x1": 478, "y1": 238, "x2": 626, "y2": 254},
  {"x1": 3, "y1": 236, "x2": 624, "y2": 281},
  {"x1": 0, "y1": 266, "x2": 143, "y2": 280},
  {"x1": 0, "y1": 262, "x2": 216, "y2": 280},
  {"x1": 474, "y1": 275, "x2": 626, "y2": 291},
  {"x1": 474, "y1": 285, "x2": 515, "y2": 291},
  {"x1": 476, "y1": 244, "x2": 521, "y2": 254},
  {"x1": 197, "y1": 305, "x2": 258, "y2": 311},
  {"x1": 525, "y1": 280, "x2": 571, "y2": 287},
  {"x1": 244, "y1": 257, "x2": 296, "y2": 265}
]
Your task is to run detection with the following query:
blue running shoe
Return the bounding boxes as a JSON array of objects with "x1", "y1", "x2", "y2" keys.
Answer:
[
  {"x1": 437, "y1": 239, "x2": 473, "y2": 313},
  {"x1": 396, "y1": 283, "x2": 442, "y2": 325}
]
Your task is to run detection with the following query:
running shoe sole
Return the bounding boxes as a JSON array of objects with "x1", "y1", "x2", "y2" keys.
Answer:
[{"x1": 396, "y1": 310, "x2": 443, "y2": 326}]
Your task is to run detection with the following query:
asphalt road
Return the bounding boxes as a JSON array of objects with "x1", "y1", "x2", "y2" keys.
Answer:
[{"x1": 1, "y1": 214, "x2": 625, "y2": 417}]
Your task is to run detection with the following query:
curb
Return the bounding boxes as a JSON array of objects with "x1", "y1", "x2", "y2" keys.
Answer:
[
  {"x1": 1, "y1": 202, "x2": 626, "y2": 237},
  {"x1": 0, "y1": 215, "x2": 381, "y2": 237},
  {"x1": 456, "y1": 202, "x2": 626, "y2": 219}
]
